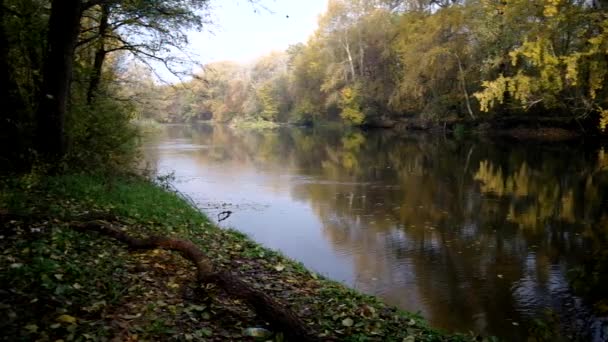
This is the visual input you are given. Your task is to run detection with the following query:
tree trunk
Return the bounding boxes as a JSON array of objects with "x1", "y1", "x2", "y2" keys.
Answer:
[
  {"x1": 0, "y1": 4, "x2": 9, "y2": 102},
  {"x1": 358, "y1": 42, "x2": 364, "y2": 79},
  {"x1": 87, "y1": 4, "x2": 110, "y2": 104},
  {"x1": 455, "y1": 53, "x2": 475, "y2": 120},
  {"x1": 0, "y1": 3, "x2": 12, "y2": 161},
  {"x1": 342, "y1": 37, "x2": 356, "y2": 82},
  {"x1": 0, "y1": 3, "x2": 26, "y2": 168},
  {"x1": 0, "y1": 4, "x2": 20, "y2": 118},
  {"x1": 36, "y1": 0, "x2": 83, "y2": 160},
  {"x1": 357, "y1": 25, "x2": 364, "y2": 79}
]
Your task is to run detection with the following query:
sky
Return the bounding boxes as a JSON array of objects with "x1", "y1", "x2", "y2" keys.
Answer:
[{"x1": 183, "y1": 0, "x2": 328, "y2": 70}]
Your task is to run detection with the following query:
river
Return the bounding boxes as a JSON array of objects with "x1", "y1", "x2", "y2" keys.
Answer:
[{"x1": 143, "y1": 123, "x2": 608, "y2": 340}]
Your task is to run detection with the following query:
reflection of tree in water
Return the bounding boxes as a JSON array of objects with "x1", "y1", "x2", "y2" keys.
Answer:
[
  {"x1": 287, "y1": 132, "x2": 608, "y2": 339},
  {"x1": 150, "y1": 124, "x2": 608, "y2": 339}
]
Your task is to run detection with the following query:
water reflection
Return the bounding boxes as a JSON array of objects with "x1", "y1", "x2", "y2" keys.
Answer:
[{"x1": 143, "y1": 124, "x2": 608, "y2": 340}]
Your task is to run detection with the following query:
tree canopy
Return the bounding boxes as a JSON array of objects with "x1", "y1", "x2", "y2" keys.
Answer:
[
  {"x1": 133, "y1": 0, "x2": 608, "y2": 132},
  {"x1": 0, "y1": 0, "x2": 221, "y2": 168}
]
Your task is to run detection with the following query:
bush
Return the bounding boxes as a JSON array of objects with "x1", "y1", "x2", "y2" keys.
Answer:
[{"x1": 65, "y1": 97, "x2": 140, "y2": 171}]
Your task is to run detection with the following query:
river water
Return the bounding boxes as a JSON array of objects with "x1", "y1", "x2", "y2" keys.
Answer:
[{"x1": 143, "y1": 123, "x2": 608, "y2": 340}]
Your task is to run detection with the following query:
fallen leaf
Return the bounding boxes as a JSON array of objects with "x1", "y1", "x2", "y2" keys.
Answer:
[
  {"x1": 198, "y1": 328, "x2": 212, "y2": 337},
  {"x1": 24, "y1": 324, "x2": 38, "y2": 333},
  {"x1": 56, "y1": 315, "x2": 77, "y2": 324},
  {"x1": 189, "y1": 304, "x2": 206, "y2": 312},
  {"x1": 120, "y1": 313, "x2": 142, "y2": 320},
  {"x1": 243, "y1": 327, "x2": 272, "y2": 338},
  {"x1": 342, "y1": 318, "x2": 354, "y2": 327},
  {"x1": 274, "y1": 264, "x2": 285, "y2": 272}
]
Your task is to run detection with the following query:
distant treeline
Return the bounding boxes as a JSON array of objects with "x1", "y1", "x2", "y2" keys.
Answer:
[{"x1": 133, "y1": 0, "x2": 608, "y2": 130}]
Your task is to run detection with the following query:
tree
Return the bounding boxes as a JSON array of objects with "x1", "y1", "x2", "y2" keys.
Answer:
[
  {"x1": 33, "y1": 0, "x2": 213, "y2": 161},
  {"x1": 36, "y1": 0, "x2": 84, "y2": 160},
  {"x1": 288, "y1": 38, "x2": 328, "y2": 123},
  {"x1": 391, "y1": 5, "x2": 477, "y2": 118},
  {"x1": 79, "y1": 0, "x2": 210, "y2": 104},
  {"x1": 474, "y1": 0, "x2": 608, "y2": 129}
]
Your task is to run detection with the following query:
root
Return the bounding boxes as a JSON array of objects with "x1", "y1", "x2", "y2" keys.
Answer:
[{"x1": 71, "y1": 220, "x2": 317, "y2": 341}]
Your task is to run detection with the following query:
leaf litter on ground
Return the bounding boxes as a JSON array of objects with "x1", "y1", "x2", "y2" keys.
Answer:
[{"x1": 0, "y1": 174, "x2": 482, "y2": 341}]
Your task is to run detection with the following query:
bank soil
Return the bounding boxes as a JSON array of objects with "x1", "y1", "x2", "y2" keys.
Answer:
[{"x1": 364, "y1": 116, "x2": 603, "y2": 141}]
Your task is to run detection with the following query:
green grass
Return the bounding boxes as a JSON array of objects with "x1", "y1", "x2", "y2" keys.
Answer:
[{"x1": 0, "y1": 173, "x2": 479, "y2": 341}]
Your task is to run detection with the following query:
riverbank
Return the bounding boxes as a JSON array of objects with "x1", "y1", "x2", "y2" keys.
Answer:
[
  {"x1": 0, "y1": 173, "x2": 476, "y2": 341},
  {"x1": 365, "y1": 116, "x2": 603, "y2": 141}
]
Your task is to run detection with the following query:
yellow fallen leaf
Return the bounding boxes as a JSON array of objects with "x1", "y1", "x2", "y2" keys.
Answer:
[
  {"x1": 24, "y1": 324, "x2": 38, "y2": 333},
  {"x1": 56, "y1": 314, "x2": 77, "y2": 324},
  {"x1": 342, "y1": 318, "x2": 354, "y2": 327}
]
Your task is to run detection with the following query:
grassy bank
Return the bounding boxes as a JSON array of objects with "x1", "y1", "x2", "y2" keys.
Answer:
[
  {"x1": 132, "y1": 119, "x2": 164, "y2": 134},
  {"x1": 230, "y1": 118, "x2": 280, "y2": 130},
  {"x1": 0, "y1": 173, "x2": 477, "y2": 341}
]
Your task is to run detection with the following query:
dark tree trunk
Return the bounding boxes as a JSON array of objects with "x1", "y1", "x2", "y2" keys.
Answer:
[
  {"x1": 36, "y1": 0, "x2": 83, "y2": 160},
  {"x1": 0, "y1": 4, "x2": 19, "y2": 119},
  {"x1": 0, "y1": 4, "x2": 9, "y2": 101},
  {"x1": 0, "y1": 3, "x2": 25, "y2": 168},
  {"x1": 87, "y1": 4, "x2": 110, "y2": 104},
  {"x1": 0, "y1": 3, "x2": 11, "y2": 162}
]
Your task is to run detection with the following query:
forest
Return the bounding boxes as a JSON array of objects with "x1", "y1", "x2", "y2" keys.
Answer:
[
  {"x1": 2, "y1": 0, "x2": 608, "y2": 169},
  {"x1": 133, "y1": 0, "x2": 608, "y2": 133}
]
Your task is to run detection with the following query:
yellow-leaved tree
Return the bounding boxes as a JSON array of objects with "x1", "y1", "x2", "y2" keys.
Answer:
[
  {"x1": 474, "y1": 0, "x2": 608, "y2": 129},
  {"x1": 339, "y1": 86, "x2": 365, "y2": 124}
]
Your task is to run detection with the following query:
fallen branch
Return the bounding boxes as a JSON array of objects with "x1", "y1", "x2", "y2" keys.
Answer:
[
  {"x1": 71, "y1": 220, "x2": 317, "y2": 342},
  {"x1": 217, "y1": 210, "x2": 232, "y2": 222}
]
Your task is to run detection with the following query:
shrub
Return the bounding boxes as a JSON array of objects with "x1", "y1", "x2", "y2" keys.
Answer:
[{"x1": 65, "y1": 97, "x2": 140, "y2": 171}]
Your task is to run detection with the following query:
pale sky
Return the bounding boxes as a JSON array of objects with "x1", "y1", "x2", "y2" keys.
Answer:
[{"x1": 189, "y1": 0, "x2": 328, "y2": 65}]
